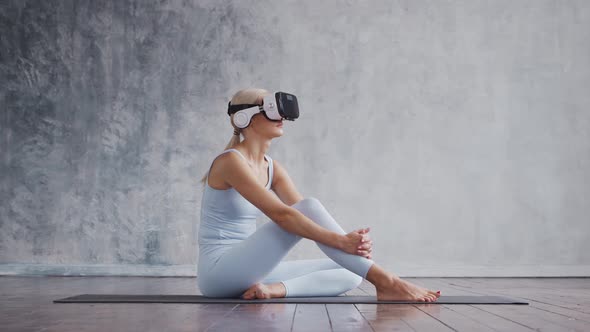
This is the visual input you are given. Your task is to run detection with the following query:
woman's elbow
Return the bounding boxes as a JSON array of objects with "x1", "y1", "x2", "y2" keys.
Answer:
[{"x1": 270, "y1": 206, "x2": 295, "y2": 226}]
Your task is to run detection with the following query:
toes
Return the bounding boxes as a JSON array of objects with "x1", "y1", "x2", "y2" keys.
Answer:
[
  {"x1": 422, "y1": 294, "x2": 435, "y2": 302},
  {"x1": 426, "y1": 290, "x2": 440, "y2": 298}
]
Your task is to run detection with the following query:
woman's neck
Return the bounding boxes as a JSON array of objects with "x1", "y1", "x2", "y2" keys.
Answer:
[{"x1": 235, "y1": 140, "x2": 270, "y2": 167}]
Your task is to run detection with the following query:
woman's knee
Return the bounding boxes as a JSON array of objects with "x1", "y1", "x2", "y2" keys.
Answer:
[
  {"x1": 292, "y1": 196, "x2": 323, "y2": 211},
  {"x1": 291, "y1": 197, "x2": 343, "y2": 231}
]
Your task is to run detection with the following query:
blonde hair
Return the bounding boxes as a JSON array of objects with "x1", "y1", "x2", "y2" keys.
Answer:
[{"x1": 199, "y1": 88, "x2": 269, "y2": 187}]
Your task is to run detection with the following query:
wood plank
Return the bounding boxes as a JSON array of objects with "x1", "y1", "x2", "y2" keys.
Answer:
[
  {"x1": 516, "y1": 299, "x2": 590, "y2": 323},
  {"x1": 206, "y1": 303, "x2": 296, "y2": 332},
  {"x1": 430, "y1": 278, "x2": 590, "y2": 331},
  {"x1": 414, "y1": 303, "x2": 497, "y2": 331},
  {"x1": 47, "y1": 303, "x2": 238, "y2": 332},
  {"x1": 357, "y1": 305, "x2": 419, "y2": 332},
  {"x1": 395, "y1": 279, "x2": 534, "y2": 331},
  {"x1": 441, "y1": 305, "x2": 533, "y2": 332},
  {"x1": 476, "y1": 304, "x2": 588, "y2": 332},
  {"x1": 326, "y1": 304, "x2": 373, "y2": 331},
  {"x1": 356, "y1": 304, "x2": 454, "y2": 331},
  {"x1": 176, "y1": 303, "x2": 239, "y2": 332},
  {"x1": 445, "y1": 278, "x2": 590, "y2": 290},
  {"x1": 435, "y1": 278, "x2": 590, "y2": 317},
  {"x1": 399, "y1": 307, "x2": 456, "y2": 332},
  {"x1": 2, "y1": 277, "x2": 590, "y2": 331},
  {"x1": 292, "y1": 304, "x2": 331, "y2": 332}
]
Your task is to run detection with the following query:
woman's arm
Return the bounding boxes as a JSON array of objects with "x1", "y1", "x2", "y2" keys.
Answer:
[
  {"x1": 271, "y1": 159, "x2": 304, "y2": 206},
  {"x1": 219, "y1": 153, "x2": 370, "y2": 256}
]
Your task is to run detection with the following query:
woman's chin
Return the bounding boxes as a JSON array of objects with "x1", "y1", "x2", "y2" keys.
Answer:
[{"x1": 273, "y1": 128, "x2": 284, "y2": 137}]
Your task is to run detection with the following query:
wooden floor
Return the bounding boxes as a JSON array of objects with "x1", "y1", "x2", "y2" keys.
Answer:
[{"x1": 1, "y1": 277, "x2": 589, "y2": 331}]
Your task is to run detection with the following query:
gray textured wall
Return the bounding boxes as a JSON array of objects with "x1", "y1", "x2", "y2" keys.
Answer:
[{"x1": 1, "y1": 0, "x2": 589, "y2": 277}]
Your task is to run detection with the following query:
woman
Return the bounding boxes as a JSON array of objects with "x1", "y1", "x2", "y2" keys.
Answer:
[{"x1": 197, "y1": 88, "x2": 441, "y2": 302}]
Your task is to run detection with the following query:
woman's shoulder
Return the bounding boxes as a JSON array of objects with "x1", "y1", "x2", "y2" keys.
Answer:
[
  {"x1": 207, "y1": 150, "x2": 246, "y2": 189},
  {"x1": 214, "y1": 150, "x2": 250, "y2": 171},
  {"x1": 214, "y1": 149, "x2": 244, "y2": 163}
]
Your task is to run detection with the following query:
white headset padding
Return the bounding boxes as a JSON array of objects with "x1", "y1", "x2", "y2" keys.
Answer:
[
  {"x1": 234, "y1": 111, "x2": 249, "y2": 128},
  {"x1": 233, "y1": 106, "x2": 261, "y2": 129}
]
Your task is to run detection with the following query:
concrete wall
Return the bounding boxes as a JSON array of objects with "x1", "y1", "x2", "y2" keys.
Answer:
[{"x1": 1, "y1": 0, "x2": 589, "y2": 277}]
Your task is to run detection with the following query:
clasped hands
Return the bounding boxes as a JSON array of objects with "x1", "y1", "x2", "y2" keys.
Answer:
[{"x1": 342, "y1": 227, "x2": 372, "y2": 259}]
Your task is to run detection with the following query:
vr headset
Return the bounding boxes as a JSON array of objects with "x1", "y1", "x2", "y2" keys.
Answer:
[{"x1": 227, "y1": 91, "x2": 300, "y2": 129}]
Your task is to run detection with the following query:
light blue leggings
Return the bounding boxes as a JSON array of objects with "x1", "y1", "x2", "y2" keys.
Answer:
[{"x1": 197, "y1": 197, "x2": 375, "y2": 297}]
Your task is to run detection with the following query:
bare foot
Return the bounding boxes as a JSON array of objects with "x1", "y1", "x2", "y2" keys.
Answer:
[
  {"x1": 377, "y1": 276, "x2": 441, "y2": 302},
  {"x1": 241, "y1": 282, "x2": 286, "y2": 300}
]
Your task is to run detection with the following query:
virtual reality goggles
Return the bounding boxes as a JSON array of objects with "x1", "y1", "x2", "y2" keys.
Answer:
[{"x1": 227, "y1": 91, "x2": 299, "y2": 129}]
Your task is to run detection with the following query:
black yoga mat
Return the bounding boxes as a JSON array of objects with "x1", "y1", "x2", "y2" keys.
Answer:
[{"x1": 54, "y1": 294, "x2": 528, "y2": 305}]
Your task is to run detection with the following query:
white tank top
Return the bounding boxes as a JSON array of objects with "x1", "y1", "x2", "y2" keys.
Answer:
[{"x1": 198, "y1": 149, "x2": 274, "y2": 245}]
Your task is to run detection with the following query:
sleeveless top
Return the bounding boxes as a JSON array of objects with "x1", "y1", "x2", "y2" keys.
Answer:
[{"x1": 198, "y1": 149, "x2": 274, "y2": 245}]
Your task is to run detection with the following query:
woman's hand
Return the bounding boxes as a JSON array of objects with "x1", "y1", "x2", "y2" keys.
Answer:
[{"x1": 341, "y1": 227, "x2": 372, "y2": 259}]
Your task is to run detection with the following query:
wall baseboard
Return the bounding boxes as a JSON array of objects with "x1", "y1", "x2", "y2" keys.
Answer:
[
  {"x1": 0, "y1": 264, "x2": 197, "y2": 277},
  {"x1": 379, "y1": 263, "x2": 590, "y2": 277},
  {"x1": 1, "y1": 263, "x2": 589, "y2": 277}
]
